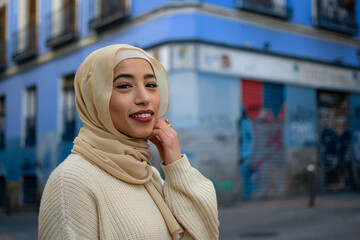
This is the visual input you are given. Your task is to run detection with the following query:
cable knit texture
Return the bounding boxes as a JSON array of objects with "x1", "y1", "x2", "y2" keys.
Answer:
[{"x1": 38, "y1": 154, "x2": 219, "y2": 240}]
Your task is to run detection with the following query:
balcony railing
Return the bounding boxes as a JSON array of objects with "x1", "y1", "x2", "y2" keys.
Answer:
[
  {"x1": 46, "y1": 3, "x2": 78, "y2": 49},
  {"x1": 89, "y1": 0, "x2": 129, "y2": 31},
  {"x1": 12, "y1": 25, "x2": 38, "y2": 63},
  {"x1": 314, "y1": 0, "x2": 357, "y2": 35},
  {"x1": 237, "y1": 0, "x2": 292, "y2": 19},
  {"x1": 25, "y1": 116, "x2": 36, "y2": 147}
]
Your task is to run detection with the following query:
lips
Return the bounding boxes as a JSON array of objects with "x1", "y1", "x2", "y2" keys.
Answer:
[{"x1": 129, "y1": 110, "x2": 154, "y2": 123}]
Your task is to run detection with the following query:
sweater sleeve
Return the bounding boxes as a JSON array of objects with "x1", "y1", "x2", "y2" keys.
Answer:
[
  {"x1": 38, "y1": 162, "x2": 99, "y2": 240},
  {"x1": 161, "y1": 155, "x2": 219, "y2": 240}
]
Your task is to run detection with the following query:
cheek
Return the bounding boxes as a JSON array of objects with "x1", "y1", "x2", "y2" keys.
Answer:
[
  {"x1": 152, "y1": 93, "x2": 161, "y2": 115},
  {"x1": 109, "y1": 93, "x2": 127, "y2": 120}
]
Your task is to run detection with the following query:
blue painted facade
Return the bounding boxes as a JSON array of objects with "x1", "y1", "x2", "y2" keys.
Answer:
[{"x1": 0, "y1": 0, "x2": 360, "y2": 206}]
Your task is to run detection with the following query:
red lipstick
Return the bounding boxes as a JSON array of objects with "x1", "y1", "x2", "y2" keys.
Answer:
[{"x1": 129, "y1": 110, "x2": 154, "y2": 123}]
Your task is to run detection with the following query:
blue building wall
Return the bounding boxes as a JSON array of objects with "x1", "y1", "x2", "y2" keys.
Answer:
[
  {"x1": 0, "y1": 0, "x2": 359, "y2": 204},
  {"x1": 167, "y1": 71, "x2": 240, "y2": 199},
  {"x1": 194, "y1": 13, "x2": 359, "y2": 65},
  {"x1": 2, "y1": 0, "x2": 359, "y2": 68},
  {"x1": 198, "y1": 73, "x2": 240, "y2": 130}
]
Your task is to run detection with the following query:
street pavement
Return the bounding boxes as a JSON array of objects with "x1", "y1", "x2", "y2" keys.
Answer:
[
  {"x1": 219, "y1": 193, "x2": 360, "y2": 240},
  {"x1": 0, "y1": 193, "x2": 359, "y2": 240}
]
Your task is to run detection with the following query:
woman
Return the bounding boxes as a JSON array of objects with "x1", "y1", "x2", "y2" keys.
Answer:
[{"x1": 38, "y1": 44, "x2": 219, "y2": 240}]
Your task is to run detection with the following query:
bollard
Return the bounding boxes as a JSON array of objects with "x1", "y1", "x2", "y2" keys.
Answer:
[{"x1": 306, "y1": 163, "x2": 316, "y2": 207}]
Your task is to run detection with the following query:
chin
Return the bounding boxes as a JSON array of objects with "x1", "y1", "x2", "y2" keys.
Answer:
[
  {"x1": 117, "y1": 128, "x2": 151, "y2": 139},
  {"x1": 132, "y1": 130, "x2": 153, "y2": 139}
]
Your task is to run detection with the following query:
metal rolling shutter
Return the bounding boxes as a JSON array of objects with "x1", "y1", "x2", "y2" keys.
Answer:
[
  {"x1": 240, "y1": 79, "x2": 286, "y2": 199},
  {"x1": 317, "y1": 90, "x2": 355, "y2": 192}
]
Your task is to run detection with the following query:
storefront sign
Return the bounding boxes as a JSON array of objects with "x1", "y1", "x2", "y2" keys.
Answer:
[
  {"x1": 149, "y1": 43, "x2": 360, "y2": 93},
  {"x1": 198, "y1": 44, "x2": 360, "y2": 93}
]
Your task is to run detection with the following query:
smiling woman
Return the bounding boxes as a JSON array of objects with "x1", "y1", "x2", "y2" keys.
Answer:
[
  {"x1": 110, "y1": 58, "x2": 160, "y2": 138},
  {"x1": 38, "y1": 44, "x2": 219, "y2": 240}
]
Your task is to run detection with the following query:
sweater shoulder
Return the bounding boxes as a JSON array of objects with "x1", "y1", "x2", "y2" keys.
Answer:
[
  {"x1": 39, "y1": 155, "x2": 100, "y2": 239},
  {"x1": 59, "y1": 153, "x2": 99, "y2": 172},
  {"x1": 47, "y1": 154, "x2": 102, "y2": 190},
  {"x1": 41, "y1": 154, "x2": 101, "y2": 213}
]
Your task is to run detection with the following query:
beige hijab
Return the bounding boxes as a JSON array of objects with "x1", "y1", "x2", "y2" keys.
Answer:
[{"x1": 71, "y1": 44, "x2": 182, "y2": 239}]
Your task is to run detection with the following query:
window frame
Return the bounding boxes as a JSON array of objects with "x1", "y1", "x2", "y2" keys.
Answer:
[
  {"x1": 312, "y1": 0, "x2": 358, "y2": 35},
  {"x1": 0, "y1": 3, "x2": 7, "y2": 71},
  {"x1": 58, "y1": 73, "x2": 77, "y2": 144},
  {"x1": 0, "y1": 95, "x2": 5, "y2": 149},
  {"x1": 12, "y1": 0, "x2": 38, "y2": 63},
  {"x1": 22, "y1": 86, "x2": 37, "y2": 148},
  {"x1": 46, "y1": 0, "x2": 79, "y2": 49},
  {"x1": 236, "y1": 0, "x2": 293, "y2": 20},
  {"x1": 88, "y1": 0, "x2": 132, "y2": 31}
]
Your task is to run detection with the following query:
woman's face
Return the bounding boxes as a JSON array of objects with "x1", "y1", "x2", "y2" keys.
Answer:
[{"x1": 109, "y1": 58, "x2": 160, "y2": 138}]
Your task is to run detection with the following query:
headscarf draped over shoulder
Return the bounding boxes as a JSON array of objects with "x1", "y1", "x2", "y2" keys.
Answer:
[{"x1": 71, "y1": 45, "x2": 182, "y2": 239}]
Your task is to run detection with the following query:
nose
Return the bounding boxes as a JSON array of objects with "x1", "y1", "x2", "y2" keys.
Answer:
[{"x1": 134, "y1": 85, "x2": 151, "y2": 105}]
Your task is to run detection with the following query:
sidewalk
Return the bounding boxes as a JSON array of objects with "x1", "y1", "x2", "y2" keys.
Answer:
[
  {"x1": 0, "y1": 211, "x2": 38, "y2": 240},
  {"x1": 0, "y1": 193, "x2": 359, "y2": 240},
  {"x1": 219, "y1": 193, "x2": 360, "y2": 240}
]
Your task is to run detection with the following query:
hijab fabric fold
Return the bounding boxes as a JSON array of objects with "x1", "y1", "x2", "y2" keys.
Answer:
[{"x1": 71, "y1": 44, "x2": 182, "y2": 239}]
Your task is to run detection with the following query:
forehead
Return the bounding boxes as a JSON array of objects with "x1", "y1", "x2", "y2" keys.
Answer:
[{"x1": 114, "y1": 58, "x2": 154, "y2": 73}]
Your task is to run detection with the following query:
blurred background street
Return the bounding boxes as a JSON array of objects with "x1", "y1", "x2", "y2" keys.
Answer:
[
  {"x1": 1, "y1": 0, "x2": 360, "y2": 239},
  {"x1": 1, "y1": 193, "x2": 360, "y2": 240},
  {"x1": 1, "y1": 0, "x2": 360, "y2": 208}
]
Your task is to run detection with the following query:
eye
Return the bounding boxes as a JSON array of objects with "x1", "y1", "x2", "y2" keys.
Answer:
[
  {"x1": 116, "y1": 83, "x2": 132, "y2": 89},
  {"x1": 146, "y1": 83, "x2": 158, "y2": 88}
]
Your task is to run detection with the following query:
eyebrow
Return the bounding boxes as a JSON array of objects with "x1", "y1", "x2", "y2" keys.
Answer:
[{"x1": 113, "y1": 73, "x2": 157, "y2": 82}]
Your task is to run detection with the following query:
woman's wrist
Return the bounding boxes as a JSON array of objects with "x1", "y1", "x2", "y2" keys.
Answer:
[{"x1": 163, "y1": 153, "x2": 183, "y2": 166}]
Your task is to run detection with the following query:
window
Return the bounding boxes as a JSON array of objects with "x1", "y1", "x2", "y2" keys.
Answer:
[
  {"x1": 89, "y1": 0, "x2": 131, "y2": 31},
  {"x1": 237, "y1": 0, "x2": 292, "y2": 19},
  {"x1": 12, "y1": 0, "x2": 38, "y2": 63},
  {"x1": 24, "y1": 87, "x2": 37, "y2": 147},
  {"x1": 0, "y1": 5, "x2": 6, "y2": 71},
  {"x1": 62, "y1": 74, "x2": 76, "y2": 142},
  {"x1": 0, "y1": 96, "x2": 5, "y2": 149},
  {"x1": 23, "y1": 175, "x2": 37, "y2": 205},
  {"x1": 313, "y1": 0, "x2": 357, "y2": 34},
  {"x1": 46, "y1": 0, "x2": 78, "y2": 49}
]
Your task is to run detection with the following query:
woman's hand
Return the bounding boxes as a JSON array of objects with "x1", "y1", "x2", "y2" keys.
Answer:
[{"x1": 149, "y1": 118, "x2": 182, "y2": 165}]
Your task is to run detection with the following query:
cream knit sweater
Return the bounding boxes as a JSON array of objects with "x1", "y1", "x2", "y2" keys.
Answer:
[{"x1": 38, "y1": 154, "x2": 219, "y2": 239}]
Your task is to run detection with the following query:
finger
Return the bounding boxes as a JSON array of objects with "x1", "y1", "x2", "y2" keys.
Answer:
[
  {"x1": 164, "y1": 119, "x2": 172, "y2": 127},
  {"x1": 151, "y1": 129, "x2": 170, "y2": 144},
  {"x1": 162, "y1": 118, "x2": 173, "y2": 128},
  {"x1": 152, "y1": 124, "x2": 172, "y2": 140},
  {"x1": 149, "y1": 135, "x2": 165, "y2": 161},
  {"x1": 154, "y1": 118, "x2": 172, "y2": 129},
  {"x1": 149, "y1": 135, "x2": 162, "y2": 149},
  {"x1": 156, "y1": 120, "x2": 176, "y2": 138},
  {"x1": 155, "y1": 127, "x2": 178, "y2": 145}
]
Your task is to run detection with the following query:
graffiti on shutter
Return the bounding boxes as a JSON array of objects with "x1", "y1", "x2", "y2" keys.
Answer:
[{"x1": 240, "y1": 79, "x2": 286, "y2": 199}]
